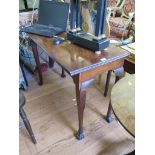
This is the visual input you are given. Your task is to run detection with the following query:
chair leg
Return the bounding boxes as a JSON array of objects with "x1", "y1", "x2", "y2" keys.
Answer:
[
  {"x1": 19, "y1": 107, "x2": 36, "y2": 144},
  {"x1": 61, "y1": 68, "x2": 66, "y2": 78},
  {"x1": 104, "y1": 70, "x2": 112, "y2": 97}
]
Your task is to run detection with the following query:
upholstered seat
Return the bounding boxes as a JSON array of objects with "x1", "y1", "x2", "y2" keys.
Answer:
[
  {"x1": 109, "y1": 17, "x2": 129, "y2": 28},
  {"x1": 108, "y1": 0, "x2": 135, "y2": 39}
]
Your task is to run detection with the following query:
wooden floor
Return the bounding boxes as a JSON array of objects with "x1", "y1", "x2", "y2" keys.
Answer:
[{"x1": 20, "y1": 64, "x2": 135, "y2": 155}]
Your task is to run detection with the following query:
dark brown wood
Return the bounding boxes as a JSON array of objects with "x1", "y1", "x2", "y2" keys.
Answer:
[
  {"x1": 73, "y1": 74, "x2": 95, "y2": 140},
  {"x1": 28, "y1": 33, "x2": 130, "y2": 139},
  {"x1": 106, "y1": 100, "x2": 113, "y2": 123},
  {"x1": 30, "y1": 40, "x2": 43, "y2": 85},
  {"x1": 104, "y1": 70, "x2": 112, "y2": 97},
  {"x1": 61, "y1": 68, "x2": 66, "y2": 78},
  {"x1": 20, "y1": 70, "x2": 135, "y2": 155},
  {"x1": 106, "y1": 67, "x2": 125, "y2": 123},
  {"x1": 77, "y1": 59, "x2": 124, "y2": 83},
  {"x1": 104, "y1": 66, "x2": 125, "y2": 97},
  {"x1": 104, "y1": 57, "x2": 135, "y2": 97},
  {"x1": 49, "y1": 57, "x2": 55, "y2": 68},
  {"x1": 28, "y1": 33, "x2": 129, "y2": 76},
  {"x1": 49, "y1": 57, "x2": 66, "y2": 78},
  {"x1": 19, "y1": 90, "x2": 36, "y2": 144}
]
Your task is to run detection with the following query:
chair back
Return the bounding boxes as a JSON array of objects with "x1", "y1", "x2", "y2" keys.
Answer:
[
  {"x1": 108, "y1": 0, "x2": 121, "y2": 7},
  {"x1": 122, "y1": 0, "x2": 135, "y2": 18}
]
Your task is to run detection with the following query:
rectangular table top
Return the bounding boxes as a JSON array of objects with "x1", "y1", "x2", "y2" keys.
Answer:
[{"x1": 29, "y1": 34, "x2": 130, "y2": 76}]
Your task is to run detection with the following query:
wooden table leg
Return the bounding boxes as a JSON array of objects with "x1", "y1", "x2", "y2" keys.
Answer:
[
  {"x1": 73, "y1": 75, "x2": 95, "y2": 140},
  {"x1": 104, "y1": 70, "x2": 112, "y2": 97},
  {"x1": 106, "y1": 100, "x2": 113, "y2": 123},
  {"x1": 106, "y1": 66, "x2": 125, "y2": 123},
  {"x1": 31, "y1": 41, "x2": 43, "y2": 85},
  {"x1": 49, "y1": 57, "x2": 55, "y2": 68},
  {"x1": 75, "y1": 84, "x2": 86, "y2": 140},
  {"x1": 61, "y1": 68, "x2": 66, "y2": 78},
  {"x1": 104, "y1": 66, "x2": 125, "y2": 97},
  {"x1": 49, "y1": 57, "x2": 66, "y2": 78}
]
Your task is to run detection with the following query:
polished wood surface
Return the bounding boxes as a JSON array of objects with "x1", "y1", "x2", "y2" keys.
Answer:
[
  {"x1": 29, "y1": 33, "x2": 130, "y2": 139},
  {"x1": 29, "y1": 34, "x2": 129, "y2": 76},
  {"x1": 111, "y1": 74, "x2": 135, "y2": 136}
]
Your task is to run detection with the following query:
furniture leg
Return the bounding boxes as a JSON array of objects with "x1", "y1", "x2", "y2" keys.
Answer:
[
  {"x1": 19, "y1": 107, "x2": 36, "y2": 144},
  {"x1": 49, "y1": 57, "x2": 55, "y2": 68},
  {"x1": 75, "y1": 85, "x2": 86, "y2": 140},
  {"x1": 104, "y1": 66, "x2": 124, "y2": 97},
  {"x1": 61, "y1": 68, "x2": 66, "y2": 78},
  {"x1": 106, "y1": 67, "x2": 124, "y2": 123},
  {"x1": 106, "y1": 100, "x2": 113, "y2": 123},
  {"x1": 73, "y1": 75, "x2": 95, "y2": 140},
  {"x1": 104, "y1": 70, "x2": 112, "y2": 97},
  {"x1": 31, "y1": 41, "x2": 43, "y2": 85}
]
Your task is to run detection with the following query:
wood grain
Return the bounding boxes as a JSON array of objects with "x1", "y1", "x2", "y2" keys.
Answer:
[{"x1": 29, "y1": 33, "x2": 129, "y2": 76}]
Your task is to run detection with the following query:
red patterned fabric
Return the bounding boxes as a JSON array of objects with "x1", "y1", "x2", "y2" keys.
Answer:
[
  {"x1": 108, "y1": 0, "x2": 118, "y2": 7},
  {"x1": 109, "y1": 16, "x2": 132, "y2": 39},
  {"x1": 108, "y1": 0, "x2": 135, "y2": 39},
  {"x1": 123, "y1": 0, "x2": 135, "y2": 16},
  {"x1": 110, "y1": 26, "x2": 128, "y2": 39},
  {"x1": 109, "y1": 17, "x2": 129, "y2": 28}
]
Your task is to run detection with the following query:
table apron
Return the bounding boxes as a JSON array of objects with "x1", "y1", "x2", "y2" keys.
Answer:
[{"x1": 79, "y1": 59, "x2": 124, "y2": 83}]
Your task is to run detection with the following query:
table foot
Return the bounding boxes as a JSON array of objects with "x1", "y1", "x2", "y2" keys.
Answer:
[
  {"x1": 73, "y1": 75, "x2": 95, "y2": 140},
  {"x1": 76, "y1": 131, "x2": 84, "y2": 140},
  {"x1": 106, "y1": 116, "x2": 113, "y2": 123},
  {"x1": 106, "y1": 100, "x2": 113, "y2": 123},
  {"x1": 61, "y1": 68, "x2": 66, "y2": 78},
  {"x1": 38, "y1": 81, "x2": 43, "y2": 86}
]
